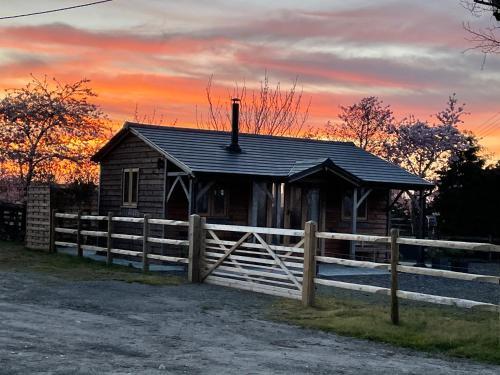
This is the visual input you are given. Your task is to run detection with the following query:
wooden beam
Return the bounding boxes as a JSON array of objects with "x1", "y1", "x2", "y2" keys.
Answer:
[
  {"x1": 178, "y1": 176, "x2": 189, "y2": 199},
  {"x1": 390, "y1": 228, "x2": 400, "y2": 325},
  {"x1": 166, "y1": 176, "x2": 180, "y2": 203},
  {"x1": 389, "y1": 189, "x2": 406, "y2": 209},
  {"x1": 106, "y1": 211, "x2": 113, "y2": 266},
  {"x1": 50, "y1": 209, "x2": 56, "y2": 253},
  {"x1": 142, "y1": 214, "x2": 150, "y2": 273},
  {"x1": 188, "y1": 178, "x2": 194, "y2": 215},
  {"x1": 356, "y1": 188, "x2": 372, "y2": 209},
  {"x1": 302, "y1": 221, "x2": 317, "y2": 307},
  {"x1": 350, "y1": 188, "x2": 357, "y2": 259},
  {"x1": 76, "y1": 210, "x2": 82, "y2": 257},
  {"x1": 203, "y1": 223, "x2": 304, "y2": 237},
  {"x1": 196, "y1": 181, "x2": 215, "y2": 201},
  {"x1": 188, "y1": 214, "x2": 203, "y2": 283}
]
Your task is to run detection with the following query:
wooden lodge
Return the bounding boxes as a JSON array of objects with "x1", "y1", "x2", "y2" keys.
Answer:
[{"x1": 92, "y1": 101, "x2": 432, "y2": 260}]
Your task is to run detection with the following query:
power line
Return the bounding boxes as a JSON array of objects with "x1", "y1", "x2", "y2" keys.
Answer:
[
  {"x1": 477, "y1": 118, "x2": 500, "y2": 138},
  {"x1": 0, "y1": 0, "x2": 113, "y2": 20},
  {"x1": 474, "y1": 111, "x2": 500, "y2": 133}
]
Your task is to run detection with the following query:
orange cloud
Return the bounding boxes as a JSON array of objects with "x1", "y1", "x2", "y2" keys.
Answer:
[{"x1": 0, "y1": 17, "x2": 499, "y2": 158}]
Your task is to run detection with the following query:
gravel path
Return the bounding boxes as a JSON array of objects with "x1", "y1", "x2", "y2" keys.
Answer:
[{"x1": 1, "y1": 271, "x2": 499, "y2": 375}]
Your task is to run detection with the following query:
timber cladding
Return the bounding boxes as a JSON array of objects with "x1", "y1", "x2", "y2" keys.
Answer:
[
  {"x1": 98, "y1": 133, "x2": 167, "y2": 253},
  {"x1": 99, "y1": 134, "x2": 165, "y2": 219}
]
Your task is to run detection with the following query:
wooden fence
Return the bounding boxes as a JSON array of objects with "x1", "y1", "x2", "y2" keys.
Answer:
[
  {"x1": 51, "y1": 212, "x2": 500, "y2": 323},
  {"x1": 314, "y1": 227, "x2": 500, "y2": 323},
  {"x1": 51, "y1": 211, "x2": 190, "y2": 269},
  {"x1": 0, "y1": 202, "x2": 25, "y2": 241}
]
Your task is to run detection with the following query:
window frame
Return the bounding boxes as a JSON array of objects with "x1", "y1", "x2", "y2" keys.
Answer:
[
  {"x1": 341, "y1": 192, "x2": 368, "y2": 221},
  {"x1": 122, "y1": 168, "x2": 139, "y2": 208}
]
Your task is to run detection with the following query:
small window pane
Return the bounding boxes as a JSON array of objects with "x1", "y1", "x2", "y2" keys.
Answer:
[
  {"x1": 212, "y1": 188, "x2": 226, "y2": 216},
  {"x1": 123, "y1": 171, "x2": 130, "y2": 204},
  {"x1": 342, "y1": 193, "x2": 367, "y2": 220},
  {"x1": 131, "y1": 171, "x2": 138, "y2": 203},
  {"x1": 342, "y1": 194, "x2": 353, "y2": 219}
]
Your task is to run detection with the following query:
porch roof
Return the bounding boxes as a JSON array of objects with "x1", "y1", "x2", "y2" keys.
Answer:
[{"x1": 93, "y1": 123, "x2": 433, "y2": 189}]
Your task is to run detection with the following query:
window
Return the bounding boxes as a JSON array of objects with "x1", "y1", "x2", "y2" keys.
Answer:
[
  {"x1": 341, "y1": 192, "x2": 367, "y2": 221},
  {"x1": 122, "y1": 168, "x2": 139, "y2": 207},
  {"x1": 197, "y1": 186, "x2": 228, "y2": 217}
]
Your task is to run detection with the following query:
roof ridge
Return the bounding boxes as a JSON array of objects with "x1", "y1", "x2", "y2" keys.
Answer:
[{"x1": 124, "y1": 121, "x2": 355, "y2": 146}]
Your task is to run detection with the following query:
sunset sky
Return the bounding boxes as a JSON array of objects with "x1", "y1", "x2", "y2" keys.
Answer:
[{"x1": 1, "y1": 1, "x2": 500, "y2": 156}]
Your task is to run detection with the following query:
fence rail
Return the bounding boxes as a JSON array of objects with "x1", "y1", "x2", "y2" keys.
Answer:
[
  {"x1": 50, "y1": 212, "x2": 500, "y2": 323},
  {"x1": 314, "y1": 228, "x2": 500, "y2": 320},
  {"x1": 51, "y1": 211, "x2": 190, "y2": 269}
]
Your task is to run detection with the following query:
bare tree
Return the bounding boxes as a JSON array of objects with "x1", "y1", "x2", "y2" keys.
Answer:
[
  {"x1": 0, "y1": 76, "x2": 109, "y2": 197},
  {"x1": 198, "y1": 72, "x2": 311, "y2": 137},
  {"x1": 132, "y1": 103, "x2": 178, "y2": 126},
  {"x1": 326, "y1": 96, "x2": 394, "y2": 154},
  {"x1": 463, "y1": 0, "x2": 500, "y2": 53}
]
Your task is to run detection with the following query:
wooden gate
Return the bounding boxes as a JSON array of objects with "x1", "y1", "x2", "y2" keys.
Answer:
[{"x1": 200, "y1": 223, "x2": 306, "y2": 299}]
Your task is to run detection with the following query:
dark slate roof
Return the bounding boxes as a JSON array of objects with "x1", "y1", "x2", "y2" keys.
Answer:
[{"x1": 93, "y1": 123, "x2": 432, "y2": 189}]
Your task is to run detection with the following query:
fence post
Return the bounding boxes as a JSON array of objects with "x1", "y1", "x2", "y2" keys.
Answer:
[
  {"x1": 302, "y1": 220, "x2": 317, "y2": 307},
  {"x1": 188, "y1": 214, "x2": 202, "y2": 283},
  {"x1": 106, "y1": 212, "x2": 113, "y2": 266},
  {"x1": 76, "y1": 210, "x2": 82, "y2": 257},
  {"x1": 50, "y1": 209, "x2": 56, "y2": 253},
  {"x1": 390, "y1": 228, "x2": 400, "y2": 325},
  {"x1": 142, "y1": 214, "x2": 150, "y2": 273}
]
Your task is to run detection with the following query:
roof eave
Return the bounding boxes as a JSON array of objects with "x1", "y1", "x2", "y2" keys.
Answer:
[{"x1": 91, "y1": 122, "x2": 194, "y2": 177}]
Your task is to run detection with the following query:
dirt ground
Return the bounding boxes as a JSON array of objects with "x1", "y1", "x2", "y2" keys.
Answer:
[{"x1": 1, "y1": 271, "x2": 499, "y2": 375}]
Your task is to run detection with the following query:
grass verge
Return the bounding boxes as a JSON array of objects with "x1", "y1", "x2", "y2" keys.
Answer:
[
  {"x1": 272, "y1": 294, "x2": 500, "y2": 364},
  {"x1": 0, "y1": 240, "x2": 183, "y2": 285}
]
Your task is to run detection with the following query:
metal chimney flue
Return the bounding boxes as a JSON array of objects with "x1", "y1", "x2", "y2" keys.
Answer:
[{"x1": 226, "y1": 98, "x2": 241, "y2": 153}]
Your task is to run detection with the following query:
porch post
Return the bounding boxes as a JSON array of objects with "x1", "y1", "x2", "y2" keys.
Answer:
[
  {"x1": 350, "y1": 188, "x2": 358, "y2": 259},
  {"x1": 275, "y1": 182, "x2": 282, "y2": 228},
  {"x1": 416, "y1": 189, "x2": 426, "y2": 266},
  {"x1": 251, "y1": 181, "x2": 258, "y2": 227},
  {"x1": 188, "y1": 178, "x2": 192, "y2": 215}
]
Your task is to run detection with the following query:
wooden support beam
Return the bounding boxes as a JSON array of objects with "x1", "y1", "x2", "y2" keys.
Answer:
[
  {"x1": 106, "y1": 212, "x2": 113, "y2": 266},
  {"x1": 302, "y1": 220, "x2": 317, "y2": 307},
  {"x1": 250, "y1": 181, "x2": 259, "y2": 227},
  {"x1": 76, "y1": 210, "x2": 82, "y2": 257},
  {"x1": 350, "y1": 188, "x2": 358, "y2": 259},
  {"x1": 196, "y1": 181, "x2": 215, "y2": 201},
  {"x1": 356, "y1": 188, "x2": 372, "y2": 209},
  {"x1": 390, "y1": 228, "x2": 400, "y2": 325},
  {"x1": 188, "y1": 178, "x2": 195, "y2": 215},
  {"x1": 389, "y1": 189, "x2": 406, "y2": 210},
  {"x1": 50, "y1": 209, "x2": 56, "y2": 253},
  {"x1": 188, "y1": 214, "x2": 203, "y2": 282},
  {"x1": 166, "y1": 176, "x2": 180, "y2": 203},
  {"x1": 142, "y1": 214, "x2": 150, "y2": 273}
]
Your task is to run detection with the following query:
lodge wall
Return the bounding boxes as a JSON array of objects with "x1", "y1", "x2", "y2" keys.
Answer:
[
  {"x1": 323, "y1": 187, "x2": 388, "y2": 260},
  {"x1": 99, "y1": 134, "x2": 167, "y2": 253}
]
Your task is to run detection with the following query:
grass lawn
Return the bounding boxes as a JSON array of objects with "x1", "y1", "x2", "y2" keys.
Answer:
[
  {"x1": 0, "y1": 240, "x2": 183, "y2": 285},
  {"x1": 272, "y1": 293, "x2": 500, "y2": 364}
]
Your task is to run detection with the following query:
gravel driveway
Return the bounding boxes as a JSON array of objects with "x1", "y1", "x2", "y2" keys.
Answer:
[{"x1": 0, "y1": 271, "x2": 499, "y2": 375}]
